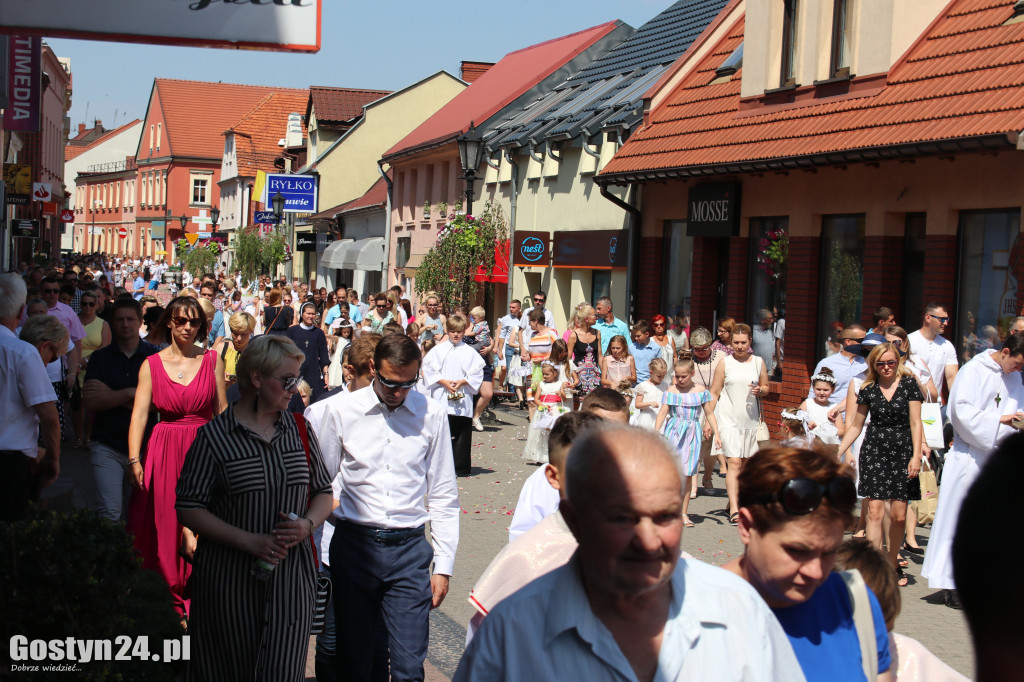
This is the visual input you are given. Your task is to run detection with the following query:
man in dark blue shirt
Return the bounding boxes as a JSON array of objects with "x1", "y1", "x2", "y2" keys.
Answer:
[{"x1": 83, "y1": 297, "x2": 159, "y2": 521}]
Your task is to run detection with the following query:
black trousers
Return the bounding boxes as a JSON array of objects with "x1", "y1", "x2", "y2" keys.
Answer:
[
  {"x1": 0, "y1": 450, "x2": 39, "y2": 523},
  {"x1": 448, "y1": 415, "x2": 473, "y2": 476}
]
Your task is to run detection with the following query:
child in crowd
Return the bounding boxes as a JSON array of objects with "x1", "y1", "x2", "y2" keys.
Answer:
[
  {"x1": 629, "y1": 320, "x2": 661, "y2": 384},
  {"x1": 548, "y1": 339, "x2": 577, "y2": 391},
  {"x1": 601, "y1": 334, "x2": 636, "y2": 397},
  {"x1": 522, "y1": 361, "x2": 569, "y2": 464},
  {"x1": 800, "y1": 367, "x2": 840, "y2": 454},
  {"x1": 296, "y1": 379, "x2": 312, "y2": 408},
  {"x1": 632, "y1": 357, "x2": 668, "y2": 430},
  {"x1": 327, "y1": 322, "x2": 354, "y2": 389},
  {"x1": 406, "y1": 321, "x2": 422, "y2": 346},
  {"x1": 656, "y1": 357, "x2": 720, "y2": 524},
  {"x1": 779, "y1": 407, "x2": 815, "y2": 449}
]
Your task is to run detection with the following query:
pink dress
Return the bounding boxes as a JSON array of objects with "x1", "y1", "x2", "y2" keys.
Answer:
[{"x1": 127, "y1": 350, "x2": 217, "y2": 617}]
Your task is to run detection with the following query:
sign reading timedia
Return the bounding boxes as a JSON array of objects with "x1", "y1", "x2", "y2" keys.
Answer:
[
  {"x1": 513, "y1": 231, "x2": 550, "y2": 267},
  {"x1": 687, "y1": 182, "x2": 741, "y2": 237},
  {"x1": 3, "y1": 36, "x2": 41, "y2": 132},
  {"x1": 553, "y1": 230, "x2": 629, "y2": 269}
]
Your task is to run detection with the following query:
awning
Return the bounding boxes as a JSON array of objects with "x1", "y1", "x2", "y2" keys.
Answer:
[
  {"x1": 330, "y1": 237, "x2": 386, "y2": 271},
  {"x1": 319, "y1": 238, "x2": 353, "y2": 269},
  {"x1": 475, "y1": 239, "x2": 509, "y2": 283}
]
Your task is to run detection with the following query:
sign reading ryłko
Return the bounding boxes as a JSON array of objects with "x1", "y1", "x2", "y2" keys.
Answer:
[{"x1": 0, "y1": 0, "x2": 321, "y2": 53}]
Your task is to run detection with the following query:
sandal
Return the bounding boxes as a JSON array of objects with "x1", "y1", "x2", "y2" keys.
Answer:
[
  {"x1": 896, "y1": 567, "x2": 909, "y2": 587},
  {"x1": 729, "y1": 512, "x2": 740, "y2": 526},
  {"x1": 902, "y1": 544, "x2": 925, "y2": 555},
  {"x1": 683, "y1": 515, "x2": 695, "y2": 528},
  {"x1": 898, "y1": 555, "x2": 909, "y2": 569}
]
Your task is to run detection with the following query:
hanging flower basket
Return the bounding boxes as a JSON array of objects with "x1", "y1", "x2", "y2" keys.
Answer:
[{"x1": 756, "y1": 227, "x2": 789, "y2": 280}]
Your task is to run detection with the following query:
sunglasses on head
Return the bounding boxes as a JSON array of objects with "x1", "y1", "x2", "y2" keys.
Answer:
[
  {"x1": 750, "y1": 476, "x2": 856, "y2": 516},
  {"x1": 377, "y1": 373, "x2": 418, "y2": 390},
  {"x1": 171, "y1": 316, "x2": 201, "y2": 328}
]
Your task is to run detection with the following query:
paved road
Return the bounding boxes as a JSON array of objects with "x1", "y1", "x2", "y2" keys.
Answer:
[{"x1": 47, "y1": 399, "x2": 974, "y2": 680}]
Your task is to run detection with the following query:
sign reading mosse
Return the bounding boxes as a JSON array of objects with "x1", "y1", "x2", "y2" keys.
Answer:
[
  {"x1": 687, "y1": 182, "x2": 741, "y2": 237},
  {"x1": 262, "y1": 173, "x2": 318, "y2": 214},
  {"x1": 0, "y1": 0, "x2": 321, "y2": 53}
]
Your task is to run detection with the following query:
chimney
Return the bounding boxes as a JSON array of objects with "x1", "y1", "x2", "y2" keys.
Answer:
[
  {"x1": 94, "y1": 119, "x2": 102, "y2": 129},
  {"x1": 460, "y1": 61, "x2": 495, "y2": 84},
  {"x1": 78, "y1": 123, "x2": 86, "y2": 135}
]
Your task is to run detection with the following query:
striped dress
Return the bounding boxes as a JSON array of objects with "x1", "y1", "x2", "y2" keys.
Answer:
[
  {"x1": 176, "y1": 406, "x2": 331, "y2": 682},
  {"x1": 661, "y1": 390, "x2": 712, "y2": 476}
]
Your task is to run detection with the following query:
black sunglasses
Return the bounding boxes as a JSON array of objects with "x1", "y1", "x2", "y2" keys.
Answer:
[
  {"x1": 929, "y1": 315, "x2": 949, "y2": 324},
  {"x1": 377, "y1": 373, "x2": 418, "y2": 390},
  {"x1": 749, "y1": 476, "x2": 856, "y2": 516}
]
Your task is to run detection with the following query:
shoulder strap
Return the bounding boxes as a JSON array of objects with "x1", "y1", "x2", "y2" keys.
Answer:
[
  {"x1": 840, "y1": 569, "x2": 878, "y2": 682},
  {"x1": 291, "y1": 412, "x2": 319, "y2": 569}
]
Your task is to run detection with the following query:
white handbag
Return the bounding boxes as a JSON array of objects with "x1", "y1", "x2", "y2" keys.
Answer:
[{"x1": 921, "y1": 401, "x2": 945, "y2": 450}]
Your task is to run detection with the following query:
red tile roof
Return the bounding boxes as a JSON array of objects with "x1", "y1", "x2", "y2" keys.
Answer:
[
  {"x1": 600, "y1": 0, "x2": 1024, "y2": 180},
  {"x1": 65, "y1": 119, "x2": 141, "y2": 162},
  {"x1": 307, "y1": 86, "x2": 392, "y2": 126},
  {"x1": 227, "y1": 92, "x2": 310, "y2": 176},
  {"x1": 152, "y1": 79, "x2": 307, "y2": 160},
  {"x1": 384, "y1": 21, "x2": 624, "y2": 160}
]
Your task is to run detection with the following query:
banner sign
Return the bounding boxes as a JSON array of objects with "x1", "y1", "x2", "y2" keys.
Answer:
[
  {"x1": 0, "y1": 1, "x2": 321, "y2": 54},
  {"x1": 687, "y1": 182, "x2": 741, "y2": 237},
  {"x1": 150, "y1": 220, "x2": 166, "y2": 240},
  {"x1": 295, "y1": 232, "x2": 317, "y2": 252},
  {"x1": 3, "y1": 35, "x2": 41, "y2": 132},
  {"x1": 254, "y1": 210, "x2": 279, "y2": 224},
  {"x1": 11, "y1": 218, "x2": 39, "y2": 238},
  {"x1": 513, "y1": 231, "x2": 550, "y2": 267},
  {"x1": 262, "y1": 173, "x2": 318, "y2": 214},
  {"x1": 4, "y1": 163, "x2": 32, "y2": 194},
  {"x1": 553, "y1": 229, "x2": 629, "y2": 269}
]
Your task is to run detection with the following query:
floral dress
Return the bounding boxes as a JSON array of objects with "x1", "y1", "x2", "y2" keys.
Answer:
[
  {"x1": 856, "y1": 376, "x2": 923, "y2": 501},
  {"x1": 662, "y1": 390, "x2": 712, "y2": 476},
  {"x1": 571, "y1": 331, "x2": 600, "y2": 397}
]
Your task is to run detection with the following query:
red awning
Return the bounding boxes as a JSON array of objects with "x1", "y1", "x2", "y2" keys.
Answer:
[{"x1": 475, "y1": 239, "x2": 509, "y2": 284}]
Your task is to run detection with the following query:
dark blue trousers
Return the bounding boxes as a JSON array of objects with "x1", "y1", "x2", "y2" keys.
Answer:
[{"x1": 330, "y1": 522, "x2": 433, "y2": 682}]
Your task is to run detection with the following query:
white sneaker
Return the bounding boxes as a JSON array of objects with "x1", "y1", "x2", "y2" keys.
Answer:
[{"x1": 472, "y1": 417, "x2": 484, "y2": 431}]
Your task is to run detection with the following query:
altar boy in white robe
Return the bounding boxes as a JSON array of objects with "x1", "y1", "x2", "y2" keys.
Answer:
[
  {"x1": 922, "y1": 333, "x2": 1024, "y2": 606},
  {"x1": 422, "y1": 314, "x2": 484, "y2": 477}
]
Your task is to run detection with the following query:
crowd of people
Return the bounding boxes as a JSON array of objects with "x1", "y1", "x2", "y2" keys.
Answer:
[{"x1": 3, "y1": 251, "x2": 1020, "y2": 681}]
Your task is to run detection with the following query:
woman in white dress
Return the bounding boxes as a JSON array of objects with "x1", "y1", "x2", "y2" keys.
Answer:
[{"x1": 710, "y1": 323, "x2": 769, "y2": 525}]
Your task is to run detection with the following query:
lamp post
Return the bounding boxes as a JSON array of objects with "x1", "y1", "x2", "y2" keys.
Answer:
[
  {"x1": 210, "y1": 206, "x2": 220, "y2": 231},
  {"x1": 271, "y1": 192, "x2": 285, "y2": 221},
  {"x1": 456, "y1": 121, "x2": 485, "y2": 216}
]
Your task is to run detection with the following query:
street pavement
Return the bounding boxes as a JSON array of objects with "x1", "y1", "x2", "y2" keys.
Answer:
[{"x1": 46, "y1": 399, "x2": 975, "y2": 681}]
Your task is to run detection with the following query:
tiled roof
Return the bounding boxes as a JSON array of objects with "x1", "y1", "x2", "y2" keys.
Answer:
[
  {"x1": 65, "y1": 119, "x2": 141, "y2": 161},
  {"x1": 307, "y1": 86, "x2": 391, "y2": 126},
  {"x1": 306, "y1": 173, "x2": 390, "y2": 221},
  {"x1": 383, "y1": 21, "x2": 625, "y2": 160},
  {"x1": 484, "y1": 0, "x2": 728, "y2": 150},
  {"x1": 600, "y1": 0, "x2": 1024, "y2": 180},
  {"x1": 227, "y1": 92, "x2": 310, "y2": 176},
  {"x1": 151, "y1": 79, "x2": 307, "y2": 160}
]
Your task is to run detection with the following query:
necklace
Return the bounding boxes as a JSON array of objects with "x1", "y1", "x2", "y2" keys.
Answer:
[{"x1": 694, "y1": 349, "x2": 715, "y2": 389}]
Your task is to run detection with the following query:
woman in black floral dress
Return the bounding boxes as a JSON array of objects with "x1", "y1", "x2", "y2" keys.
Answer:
[{"x1": 837, "y1": 342, "x2": 923, "y2": 586}]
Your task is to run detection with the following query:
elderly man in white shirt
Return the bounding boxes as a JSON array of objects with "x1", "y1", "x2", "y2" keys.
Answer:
[
  {"x1": 314, "y1": 333, "x2": 460, "y2": 680},
  {"x1": 456, "y1": 425, "x2": 804, "y2": 682}
]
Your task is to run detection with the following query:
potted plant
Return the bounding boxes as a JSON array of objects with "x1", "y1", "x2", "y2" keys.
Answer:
[
  {"x1": 423, "y1": 200, "x2": 432, "y2": 219},
  {"x1": 453, "y1": 197, "x2": 464, "y2": 215},
  {"x1": 437, "y1": 200, "x2": 448, "y2": 219}
]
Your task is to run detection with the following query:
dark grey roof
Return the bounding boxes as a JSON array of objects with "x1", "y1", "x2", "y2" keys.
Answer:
[{"x1": 483, "y1": 0, "x2": 730, "y2": 150}]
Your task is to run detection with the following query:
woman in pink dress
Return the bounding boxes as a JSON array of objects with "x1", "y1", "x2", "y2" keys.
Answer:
[{"x1": 127, "y1": 296, "x2": 227, "y2": 621}]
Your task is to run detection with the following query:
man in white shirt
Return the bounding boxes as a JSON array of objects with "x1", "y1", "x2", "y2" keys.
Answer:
[
  {"x1": 517, "y1": 290, "x2": 557, "y2": 352},
  {"x1": 908, "y1": 302, "x2": 959, "y2": 403},
  {"x1": 456, "y1": 425, "x2": 805, "y2": 681},
  {"x1": 0, "y1": 274, "x2": 61, "y2": 521},
  {"x1": 494, "y1": 299, "x2": 521, "y2": 389},
  {"x1": 315, "y1": 333, "x2": 460, "y2": 680}
]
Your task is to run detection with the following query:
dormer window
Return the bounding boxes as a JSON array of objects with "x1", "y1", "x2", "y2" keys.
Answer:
[
  {"x1": 780, "y1": 0, "x2": 799, "y2": 87},
  {"x1": 830, "y1": 0, "x2": 853, "y2": 78}
]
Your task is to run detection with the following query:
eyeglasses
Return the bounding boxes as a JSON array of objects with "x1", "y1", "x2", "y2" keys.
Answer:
[
  {"x1": 749, "y1": 476, "x2": 856, "y2": 516},
  {"x1": 843, "y1": 336, "x2": 865, "y2": 344},
  {"x1": 653, "y1": 323, "x2": 666, "y2": 328},
  {"x1": 171, "y1": 316, "x2": 201, "y2": 328},
  {"x1": 376, "y1": 303, "x2": 387, "y2": 308},
  {"x1": 929, "y1": 315, "x2": 949, "y2": 324},
  {"x1": 268, "y1": 374, "x2": 301, "y2": 391},
  {"x1": 81, "y1": 301, "x2": 96, "y2": 307},
  {"x1": 377, "y1": 373, "x2": 418, "y2": 390},
  {"x1": 533, "y1": 297, "x2": 545, "y2": 303},
  {"x1": 875, "y1": 359, "x2": 898, "y2": 368}
]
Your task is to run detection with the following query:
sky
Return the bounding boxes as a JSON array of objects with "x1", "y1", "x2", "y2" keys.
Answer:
[{"x1": 47, "y1": 0, "x2": 665, "y2": 132}]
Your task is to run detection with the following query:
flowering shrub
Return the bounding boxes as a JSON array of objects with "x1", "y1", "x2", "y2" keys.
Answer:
[{"x1": 756, "y1": 227, "x2": 789, "y2": 280}]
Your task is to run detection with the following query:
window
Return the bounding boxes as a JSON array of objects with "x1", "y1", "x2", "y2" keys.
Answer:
[
  {"x1": 956, "y1": 209, "x2": 1021, "y2": 364},
  {"x1": 191, "y1": 173, "x2": 210, "y2": 205},
  {"x1": 747, "y1": 216, "x2": 789, "y2": 335},
  {"x1": 780, "y1": 0, "x2": 799, "y2": 87},
  {"x1": 156, "y1": 123, "x2": 162, "y2": 151},
  {"x1": 818, "y1": 214, "x2": 865, "y2": 360},
  {"x1": 661, "y1": 220, "x2": 693, "y2": 321},
  {"x1": 830, "y1": 0, "x2": 853, "y2": 78},
  {"x1": 396, "y1": 237, "x2": 411, "y2": 268},
  {"x1": 591, "y1": 271, "x2": 611, "y2": 307},
  {"x1": 149, "y1": 124, "x2": 154, "y2": 152},
  {"x1": 901, "y1": 213, "x2": 926, "y2": 328}
]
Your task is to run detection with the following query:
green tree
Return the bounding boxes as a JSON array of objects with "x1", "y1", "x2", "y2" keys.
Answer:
[
  {"x1": 232, "y1": 227, "x2": 290, "y2": 284},
  {"x1": 176, "y1": 238, "x2": 222, "y2": 277}
]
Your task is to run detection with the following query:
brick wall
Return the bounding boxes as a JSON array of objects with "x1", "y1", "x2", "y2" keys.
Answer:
[
  {"x1": 726, "y1": 236, "x2": 749, "y2": 322},
  {"x1": 861, "y1": 236, "x2": 904, "y2": 328},
  {"x1": 636, "y1": 236, "x2": 663, "y2": 322},
  {"x1": 921, "y1": 235, "x2": 957, "y2": 335}
]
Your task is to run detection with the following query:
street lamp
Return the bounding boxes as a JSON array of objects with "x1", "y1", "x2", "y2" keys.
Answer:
[
  {"x1": 210, "y1": 206, "x2": 220, "y2": 229},
  {"x1": 271, "y1": 191, "x2": 285, "y2": 220},
  {"x1": 179, "y1": 215, "x2": 188, "y2": 230},
  {"x1": 456, "y1": 121, "x2": 485, "y2": 216}
]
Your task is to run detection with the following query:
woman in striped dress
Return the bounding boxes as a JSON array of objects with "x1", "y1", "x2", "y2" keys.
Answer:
[
  {"x1": 176, "y1": 336, "x2": 333, "y2": 682},
  {"x1": 656, "y1": 357, "x2": 720, "y2": 527}
]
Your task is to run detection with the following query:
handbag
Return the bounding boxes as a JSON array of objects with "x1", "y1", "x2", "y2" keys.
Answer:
[
  {"x1": 754, "y1": 357, "x2": 771, "y2": 447},
  {"x1": 292, "y1": 413, "x2": 332, "y2": 635},
  {"x1": 920, "y1": 401, "x2": 945, "y2": 451},
  {"x1": 913, "y1": 456, "x2": 939, "y2": 525}
]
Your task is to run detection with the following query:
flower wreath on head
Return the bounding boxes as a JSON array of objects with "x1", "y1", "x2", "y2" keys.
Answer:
[
  {"x1": 811, "y1": 371, "x2": 838, "y2": 386},
  {"x1": 781, "y1": 408, "x2": 813, "y2": 436}
]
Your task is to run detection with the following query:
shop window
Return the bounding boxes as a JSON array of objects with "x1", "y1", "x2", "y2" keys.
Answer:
[
  {"x1": 901, "y1": 213, "x2": 926, "y2": 328},
  {"x1": 780, "y1": 0, "x2": 800, "y2": 87},
  {"x1": 661, "y1": 220, "x2": 693, "y2": 321},
  {"x1": 591, "y1": 271, "x2": 611, "y2": 306},
  {"x1": 748, "y1": 215, "x2": 789, "y2": 328},
  {"x1": 818, "y1": 214, "x2": 865, "y2": 360},
  {"x1": 830, "y1": 0, "x2": 852, "y2": 78},
  {"x1": 396, "y1": 237, "x2": 411, "y2": 269},
  {"x1": 956, "y1": 209, "x2": 1021, "y2": 363}
]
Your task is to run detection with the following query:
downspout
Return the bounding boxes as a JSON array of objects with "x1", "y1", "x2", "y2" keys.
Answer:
[
  {"x1": 377, "y1": 160, "x2": 394, "y2": 288},
  {"x1": 599, "y1": 181, "x2": 641, "y2": 323},
  {"x1": 504, "y1": 147, "x2": 519, "y2": 309}
]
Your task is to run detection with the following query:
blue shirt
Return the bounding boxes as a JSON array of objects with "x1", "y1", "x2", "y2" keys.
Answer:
[
  {"x1": 84, "y1": 340, "x2": 160, "y2": 454},
  {"x1": 324, "y1": 303, "x2": 362, "y2": 327},
  {"x1": 208, "y1": 310, "x2": 225, "y2": 347},
  {"x1": 807, "y1": 353, "x2": 867, "y2": 404},
  {"x1": 593, "y1": 316, "x2": 630, "y2": 354},
  {"x1": 132, "y1": 277, "x2": 146, "y2": 300},
  {"x1": 630, "y1": 339, "x2": 661, "y2": 383},
  {"x1": 772, "y1": 572, "x2": 891, "y2": 682}
]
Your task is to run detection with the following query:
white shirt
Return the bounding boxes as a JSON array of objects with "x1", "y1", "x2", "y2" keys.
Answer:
[
  {"x1": 310, "y1": 383, "x2": 460, "y2": 575},
  {"x1": 908, "y1": 330, "x2": 958, "y2": 399},
  {"x1": 0, "y1": 326, "x2": 58, "y2": 458},
  {"x1": 422, "y1": 340, "x2": 485, "y2": 417},
  {"x1": 519, "y1": 308, "x2": 556, "y2": 332},
  {"x1": 508, "y1": 466, "x2": 559, "y2": 541},
  {"x1": 497, "y1": 314, "x2": 521, "y2": 346},
  {"x1": 456, "y1": 554, "x2": 806, "y2": 682}
]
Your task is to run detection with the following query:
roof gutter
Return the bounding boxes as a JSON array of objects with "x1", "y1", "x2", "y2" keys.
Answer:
[
  {"x1": 377, "y1": 160, "x2": 394, "y2": 288},
  {"x1": 598, "y1": 182, "x2": 641, "y2": 323},
  {"x1": 504, "y1": 147, "x2": 519, "y2": 311},
  {"x1": 596, "y1": 133, "x2": 1017, "y2": 186}
]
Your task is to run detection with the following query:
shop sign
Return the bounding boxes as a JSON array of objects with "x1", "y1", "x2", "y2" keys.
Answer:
[
  {"x1": 513, "y1": 231, "x2": 550, "y2": 267},
  {"x1": 262, "y1": 173, "x2": 318, "y2": 213},
  {"x1": 3, "y1": 36, "x2": 40, "y2": 132},
  {"x1": 295, "y1": 232, "x2": 317, "y2": 252},
  {"x1": 553, "y1": 229, "x2": 629, "y2": 269},
  {"x1": 316, "y1": 232, "x2": 333, "y2": 252},
  {"x1": 687, "y1": 182, "x2": 741, "y2": 237},
  {"x1": 11, "y1": 218, "x2": 39, "y2": 238}
]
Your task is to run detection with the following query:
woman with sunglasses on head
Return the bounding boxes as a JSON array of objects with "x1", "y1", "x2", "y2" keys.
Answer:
[
  {"x1": 724, "y1": 447, "x2": 892, "y2": 681},
  {"x1": 127, "y1": 296, "x2": 228, "y2": 625},
  {"x1": 176, "y1": 335, "x2": 333, "y2": 681},
  {"x1": 837, "y1": 343, "x2": 924, "y2": 588}
]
